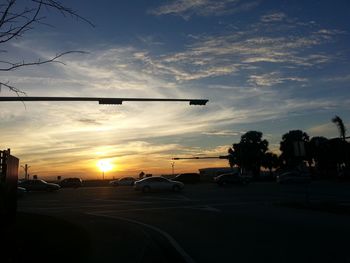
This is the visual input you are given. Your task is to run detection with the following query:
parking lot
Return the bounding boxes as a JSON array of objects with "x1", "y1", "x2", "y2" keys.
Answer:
[{"x1": 18, "y1": 182, "x2": 350, "y2": 263}]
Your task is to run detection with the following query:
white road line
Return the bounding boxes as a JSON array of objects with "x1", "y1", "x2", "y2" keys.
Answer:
[
  {"x1": 83, "y1": 203, "x2": 225, "y2": 214},
  {"x1": 141, "y1": 196, "x2": 192, "y2": 202},
  {"x1": 195, "y1": 206, "x2": 221, "y2": 212},
  {"x1": 87, "y1": 212, "x2": 196, "y2": 263},
  {"x1": 18, "y1": 203, "x2": 133, "y2": 211},
  {"x1": 94, "y1": 199, "x2": 151, "y2": 204}
]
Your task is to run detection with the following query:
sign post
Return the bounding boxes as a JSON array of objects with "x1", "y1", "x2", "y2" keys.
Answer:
[{"x1": 0, "y1": 149, "x2": 19, "y2": 222}]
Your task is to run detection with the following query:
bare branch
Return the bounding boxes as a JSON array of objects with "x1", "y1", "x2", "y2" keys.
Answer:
[
  {"x1": 0, "y1": 81, "x2": 26, "y2": 96},
  {"x1": 0, "y1": 50, "x2": 87, "y2": 71},
  {"x1": 0, "y1": 0, "x2": 93, "y2": 94},
  {"x1": 32, "y1": 0, "x2": 95, "y2": 27}
]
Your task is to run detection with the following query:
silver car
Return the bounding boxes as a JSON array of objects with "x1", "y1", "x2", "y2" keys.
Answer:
[
  {"x1": 109, "y1": 177, "x2": 136, "y2": 186},
  {"x1": 134, "y1": 176, "x2": 184, "y2": 193},
  {"x1": 18, "y1": 179, "x2": 61, "y2": 191}
]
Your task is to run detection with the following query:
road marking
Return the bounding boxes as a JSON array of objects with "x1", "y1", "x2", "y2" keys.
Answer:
[
  {"x1": 87, "y1": 212, "x2": 196, "y2": 263},
  {"x1": 141, "y1": 196, "x2": 192, "y2": 202},
  {"x1": 195, "y1": 206, "x2": 221, "y2": 212},
  {"x1": 18, "y1": 203, "x2": 136, "y2": 211},
  {"x1": 94, "y1": 198, "x2": 151, "y2": 204}
]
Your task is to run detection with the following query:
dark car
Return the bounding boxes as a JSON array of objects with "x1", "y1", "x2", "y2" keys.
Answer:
[
  {"x1": 18, "y1": 179, "x2": 60, "y2": 191},
  {"x1": 276, "y1": 171, "x2": 311, "y2": 184},
  {"x1": 59, "y1": 178, "x2": 83, "y2": 188},
  {"x1": 173, "y1": 173, "x2": 200, "y2": 184},
  {"x1": 214, "y1": 173, "x2": 250, "y2": 186}
]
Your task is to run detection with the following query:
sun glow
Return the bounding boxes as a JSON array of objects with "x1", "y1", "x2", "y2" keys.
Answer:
[{"x1": 97, "y1": 159, "x2": 113, "y2": 172}]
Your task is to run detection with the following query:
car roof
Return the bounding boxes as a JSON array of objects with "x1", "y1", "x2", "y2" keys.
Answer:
[
  {"x1": 218, "y1": 172, "x2": 239, "y2": 176},
  {"x1": 176, "y1": 173, "x2": 199, "y2": 176},
  {"x1": 139, "y1": 176, "x2": 166, "y2": 181}
]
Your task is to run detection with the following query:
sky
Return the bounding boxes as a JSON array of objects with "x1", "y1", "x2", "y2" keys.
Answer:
[{"x1": 1, "y1": 0, "x2": 350, "y2": 179}]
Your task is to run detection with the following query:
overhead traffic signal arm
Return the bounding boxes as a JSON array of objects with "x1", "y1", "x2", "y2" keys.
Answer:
[
  {"x1": 0, "y1": 97, "x2": 208, "y2": 106},
  {"x1": 172, "y1": 155, "x2": 229, "y2": 160}
]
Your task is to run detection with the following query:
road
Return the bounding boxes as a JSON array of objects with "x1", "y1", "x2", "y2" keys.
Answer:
[{"x1": 18, "y1": 181, "x2": 350, "y2": 263}]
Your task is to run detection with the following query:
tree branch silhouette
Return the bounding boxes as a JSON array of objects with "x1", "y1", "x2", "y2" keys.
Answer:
[{"x1": 0, "y1": 0, "x2": 94, "y2": 94}]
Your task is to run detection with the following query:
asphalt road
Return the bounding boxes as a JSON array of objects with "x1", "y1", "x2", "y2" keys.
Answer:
[{"x1": 18, "y1": 181, "x2": 350, "y2": 263}]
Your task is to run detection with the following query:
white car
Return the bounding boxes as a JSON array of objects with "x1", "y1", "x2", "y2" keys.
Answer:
[
  {"x1": 134, "y1": 176, "x2": 184, "y2": 193},
  {"x1": 18, "y1": 179, "x2": 60, "y2": 191},
  {"x1": 109, "y1": 177, "x2": 136, "y2": 186}
]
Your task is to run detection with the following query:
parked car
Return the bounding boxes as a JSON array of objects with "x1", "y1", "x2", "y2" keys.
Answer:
[
  {"x1": 18, "y1": 179, "x2": 60, "y2": 191},
  {"x1": 173, "y1": 173, "x2": 200, "y2": 184},
  {"x1": 17, "y1": 186, "x2": 27, "y2": 197},
  {"x1": 134, "y1": 176, "x2": 184, "y2": 193},
  {"x1": 58, "y1": 178, "x2": 83, "y2": 188},
  {"x1": 110, "y1": 177, "x2": 136, "y2": 186},
  {"x1": 214, "y1": 172, "x2": 250, "y2": 186},
  {"x1": 276, "y1": 171, "x2": 311, "y2": 184}
]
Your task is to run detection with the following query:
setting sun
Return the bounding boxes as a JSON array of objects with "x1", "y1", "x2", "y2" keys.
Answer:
[{"x1": 97, "y1": 159, "x2": 113, "y2": 172}]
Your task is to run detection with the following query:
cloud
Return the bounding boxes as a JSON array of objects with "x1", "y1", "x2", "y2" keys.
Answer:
[
  {"x1": 130, "y1": 19, "x2": 343, "y2": 83},
  {"x1": 323, "y1": 74, "x2": 350, "y2": 82},
  {"x1": 260, "y1": 12, "x2": 287, "y2": 23},
  {"x1": 307, "y1": 123, "x2": 338, "y2": 138},
  {"x1": 202, "y1": 130, "x2": 243, "y2": 136},
  {"x1": 248, "y1": 72, "x2": 307, "y2": 87},
  {"x1": 149, "y1": 0, "x2": 260, "y2": 19}
]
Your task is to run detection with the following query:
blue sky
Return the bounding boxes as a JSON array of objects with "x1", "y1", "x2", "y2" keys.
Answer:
[{"x1": 1, "y1": 0, "x2": 350, "y2": 179}]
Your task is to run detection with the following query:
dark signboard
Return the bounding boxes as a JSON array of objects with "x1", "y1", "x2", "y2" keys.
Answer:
[{"x1": 0, "y1": 150, "x2": 19, "y2": 221}]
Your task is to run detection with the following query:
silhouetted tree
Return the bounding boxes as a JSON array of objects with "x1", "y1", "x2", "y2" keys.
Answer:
[
  {"x1": 280, "y1": 130, "x2": 309, "y2": 169},
  {"x1": 0, "y1": 0, "x2": 93, "y2": 94},
  {"x1": 307, "y1": 136, "x2": 330, "y2": 177},
  {"x1": 261, "y1": 152, "x2": 279, "y2": 175},
  {"x1": 231, "y1": 131, "x2": 268, "y2": 178},
  {"x1": 227, "y1": 148, "x2": 236, "y2": 168},
  {"x1": 332, "y1": 115, "x2": 346, "y2": 141}
]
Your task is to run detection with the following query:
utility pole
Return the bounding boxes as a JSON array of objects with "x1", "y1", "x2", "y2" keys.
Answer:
[
  {"x1": 171, "y1": 162, "x2": 175, "y2": 176},
  {"x1": 21, "y1": 164, "x2": 30, "y2": 180}
]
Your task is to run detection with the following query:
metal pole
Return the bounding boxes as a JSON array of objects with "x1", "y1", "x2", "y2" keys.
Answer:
[{"x1": 171, "y1": 162, "x2": 175, "y2": 176}]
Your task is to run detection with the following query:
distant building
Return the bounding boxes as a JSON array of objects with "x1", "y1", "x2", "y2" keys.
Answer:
[{"x1": 198, "y1": 167, "x2": 239, "y2": 181}]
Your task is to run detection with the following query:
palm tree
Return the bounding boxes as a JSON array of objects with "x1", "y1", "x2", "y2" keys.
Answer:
[{"x1": 332, "y1": 115, "x2": 346, "y2": 141}]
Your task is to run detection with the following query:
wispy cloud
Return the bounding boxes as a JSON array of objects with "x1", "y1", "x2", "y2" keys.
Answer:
[
  {"x1": 307, "y1": 123, "x2": 338, "y2": 138},
  {"x1": 149, "y1": 0, "x2": 260, "y2": 19},
  {"x1": 132, "y1": 23, "x2": 341, "y2": 83},
  {"x1": 260, "y1": 12, "x2": 287, "y2": 23},
  {"x1": 202, "y1": 130, "x2": 243, "y2": 136},
  {"x1": 248, "y1": 72, "x2": 307, "y2": 87}
]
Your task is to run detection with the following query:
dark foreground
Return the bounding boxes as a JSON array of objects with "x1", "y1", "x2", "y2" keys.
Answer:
[{"x1": 13, "y1": 181, "x2": 350, "y2": 263}]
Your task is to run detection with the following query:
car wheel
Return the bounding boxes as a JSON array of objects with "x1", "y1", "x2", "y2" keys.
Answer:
[
  {"x1": 173, "y1": 185, "x2": 180, "y2": 192},
  {"x1": 142, "y1": 186, "x2": 151, "y2": 193}
]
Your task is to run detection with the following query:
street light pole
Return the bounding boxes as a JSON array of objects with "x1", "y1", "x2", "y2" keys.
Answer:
[
  {"x1": 171, "y1": 162, "x2": 175, "y2": 176},
  {"x1": 21, "y1": 164, "x2": 30, "y2": 180}
]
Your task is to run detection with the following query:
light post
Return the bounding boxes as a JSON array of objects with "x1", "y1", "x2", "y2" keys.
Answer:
[
  {"x1": 98, "y1": 159, "x2": 112, "y2": 181},
  {"x1": 171, "y1": 162, "x2": 175, "y2": 176},
  {"x1": 21, "y1": 164, "x2": 30, "y2": 180}
]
